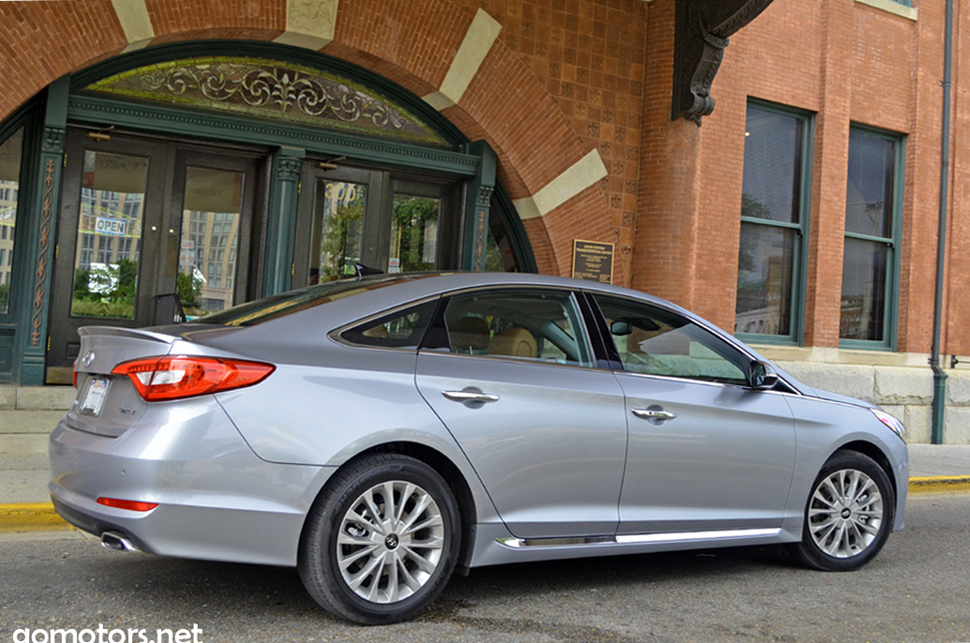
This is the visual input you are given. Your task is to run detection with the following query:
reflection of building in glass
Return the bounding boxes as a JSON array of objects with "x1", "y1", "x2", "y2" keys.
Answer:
[
  {"x1": 180, "y1": 210, "x2": 239, "y2": 313},
  {"x1": 735, "y1": 255, "x2": 785, "y2": 335},
  {"x1": 0, "y1": 183, "x2": 17, "y2": 289},
  {"x1": 74, "y1": 191, "x2": 143, "y2": 270},
  {"x1": 0, "y1": 129, "x2": 21, "y2": 312}
]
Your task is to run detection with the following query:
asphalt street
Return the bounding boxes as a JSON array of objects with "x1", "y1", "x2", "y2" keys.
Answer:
[{"x1": 1, "y1": 492, "x2": 968, "y2": 643}]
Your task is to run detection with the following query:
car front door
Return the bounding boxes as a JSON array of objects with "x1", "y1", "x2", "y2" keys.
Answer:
[
  {"x1": 590, "y1": 294, "x2": 797, "y2": 538},
  {"x1": 415, "y1": 287, "x2": 627, "y2": 540}
]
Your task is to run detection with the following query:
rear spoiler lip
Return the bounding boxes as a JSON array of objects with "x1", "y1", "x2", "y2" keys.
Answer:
[{"x1": 77, "y1": 326, "x2": 178, "y2": 344}]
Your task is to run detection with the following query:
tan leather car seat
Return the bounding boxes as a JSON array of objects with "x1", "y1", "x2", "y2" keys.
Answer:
[{"x1": 489, "y1": 327, "x2": 538, "y2": 359}]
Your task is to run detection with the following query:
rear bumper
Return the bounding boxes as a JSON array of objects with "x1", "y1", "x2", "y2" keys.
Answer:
[{"x1": 48, "y1": 400, "x2": 335, "y2": 566}]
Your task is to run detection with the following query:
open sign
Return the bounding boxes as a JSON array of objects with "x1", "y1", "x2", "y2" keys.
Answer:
[{"x1": 95, "y1": 217, "x2": 128, "y2": 236}]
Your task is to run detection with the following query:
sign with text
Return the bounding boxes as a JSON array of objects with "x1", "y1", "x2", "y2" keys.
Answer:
[
  {"x1": 95, "y1": 216, "x2": 128, "y2": 236},
  {"x1": 572, "y1": 239, "x2": 614, "y2": 284}
]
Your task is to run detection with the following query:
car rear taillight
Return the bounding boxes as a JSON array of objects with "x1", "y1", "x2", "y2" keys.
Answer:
[{"x1": 111, "y1": 356, "x2": 275, "y2": 401}]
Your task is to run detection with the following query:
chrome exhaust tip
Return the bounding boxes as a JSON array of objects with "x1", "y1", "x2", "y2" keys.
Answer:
[{"x1": 101, "y1": 530, "x2": 138, "y2": 552}]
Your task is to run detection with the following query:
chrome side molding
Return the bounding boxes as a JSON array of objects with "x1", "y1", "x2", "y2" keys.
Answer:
[{"x1": 497, "y1": 527, "x2": 780, "y2": 549}]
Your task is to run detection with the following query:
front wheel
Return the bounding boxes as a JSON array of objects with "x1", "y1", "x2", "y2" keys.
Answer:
[
  {"x1": 299, "y1": 453, "x2": 460, "y2": 624},
  {"x1": 788, "y1": 451, "x2": 895, "y2": 572}
]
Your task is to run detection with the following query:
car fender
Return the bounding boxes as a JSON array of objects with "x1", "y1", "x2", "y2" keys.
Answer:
[{"x1": 782, "y1": 393, "x2": 909, "y2": 534}]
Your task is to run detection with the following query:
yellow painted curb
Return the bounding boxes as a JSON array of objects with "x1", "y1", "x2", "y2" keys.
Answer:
[
  {"x1": 1, "y1": 477, "x2": 968, "y2": 533},
  {"x1": 908, "y1": 476, "x2": 970, "y2": 495},
  {"x1": 0, "y1": 502, "x2": 72, "y2": 533}
]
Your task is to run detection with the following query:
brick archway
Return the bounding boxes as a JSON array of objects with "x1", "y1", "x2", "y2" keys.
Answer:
[{"x1": 0, "y1": 0, "x2": 614, "y2": 278}]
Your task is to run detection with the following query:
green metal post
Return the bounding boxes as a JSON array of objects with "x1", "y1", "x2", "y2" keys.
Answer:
[
  {"x1": 263, "y1": 146, "x2": 304, "y2": 297},
  {"x1": 13, "y1": 75, "x2": 69, "y2": 385},
  {"x1": 460, "y1": 140, "x2": 496, "y2": 271}
]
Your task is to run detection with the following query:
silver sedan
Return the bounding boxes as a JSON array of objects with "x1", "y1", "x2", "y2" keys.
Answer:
[{"x1": 50, "y1": 272, "x2": 908, "y2": 624}]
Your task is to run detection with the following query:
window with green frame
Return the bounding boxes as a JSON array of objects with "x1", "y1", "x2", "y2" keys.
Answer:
[
  {"x1": 735, "y1": 101, "x2": 813, "y2": 344},
  {"x1": 840, "y1": 126, "x2": 904, "y2": 349}
]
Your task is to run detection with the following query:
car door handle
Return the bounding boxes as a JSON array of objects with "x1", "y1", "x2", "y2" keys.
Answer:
[
  {"x1": 632, "y1": 408, "x2": 677, "y2": 421},
  {"x1": 442, "y1": 390, "x2": 500, "y2": 404}
]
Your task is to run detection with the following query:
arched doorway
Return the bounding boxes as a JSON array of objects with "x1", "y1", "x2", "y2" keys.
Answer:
[{"x1": 3, "y1": 42, "x2": 536, "y2": 382}]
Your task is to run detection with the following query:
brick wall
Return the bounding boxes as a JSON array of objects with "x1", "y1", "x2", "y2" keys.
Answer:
[{"x1": 0, "y1": 0, "x2": 968, "y2": 360}]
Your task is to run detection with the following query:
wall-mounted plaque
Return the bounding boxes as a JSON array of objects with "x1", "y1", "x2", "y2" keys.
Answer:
[{"x1": 572, "y1": 239, "x2": 614, "y2": 284}]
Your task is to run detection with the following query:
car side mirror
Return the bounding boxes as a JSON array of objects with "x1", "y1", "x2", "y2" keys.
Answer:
[
  {"x1": 610, "y1": 320, "x2": 632, "y2": 336},
  {"x1": 748, "y1": 360, "x2": 779, "y2": 390}
]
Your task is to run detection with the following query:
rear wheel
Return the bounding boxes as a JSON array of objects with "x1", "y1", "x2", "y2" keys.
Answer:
[
  {"x1": 299, "y1": 453, "x2": 460, "y2": 624},
  {"x1": 788, "y1": 451, "x2": 894, "y2": 571}
]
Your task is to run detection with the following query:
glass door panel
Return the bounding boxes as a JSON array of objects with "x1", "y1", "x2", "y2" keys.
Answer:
[
  {"x1": 179, "y1": 166, "x2": 244, "y2": 315},
  {"x1": 0, "y1": 128, "x2": 23, "y2": 315},
  {"x1": 71, "y1": 150, "x2": 148, "y2": 320},
  {"x1": 389, "y1": 194, "x2": 440, "y2": 273},
  {"x1": 309, "y1": 179, "x2": 367, "y2": 283}
]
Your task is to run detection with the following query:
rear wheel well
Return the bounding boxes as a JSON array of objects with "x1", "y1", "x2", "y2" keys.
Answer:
[{"x1": 303, "y1": 442, "x2": 478, "y2": 573}]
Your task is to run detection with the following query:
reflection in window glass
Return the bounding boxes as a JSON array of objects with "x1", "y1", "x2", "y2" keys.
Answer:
[
  {"x1": 735, "y1": 104, "x2": 807, "y2": 339},
  {"x1": 596, "y1": 295, "x2": 747, "y2": 385},
  {"x1": 840, "y1": 128, "x2": 900, "y2": 344},
  {"x1": 736, "y1": 223, "x2": 795, "y2": 335},
  {"x1": 309, "y1": 180, "x2": 365, "y2": 283},
  {"x1": 840, "y1": 238, "x2": 888, "y2": 341},
  {"x1": 443, "y1": 289, "x2": 592, "y2": 366},
  {"x1": 72, "y1": 151, "x2": 148, "y2": 319},
  {"x1": 0, "y1": 128, "x2": 22, "y2": 314},
  {"x1": 341, "y1": 301, "x2": 437, "y2": 349},
  {"x1": 389, "y1": 194, "x2": 438, "y2": 273},
  {"x1": 845, "y1": 130, "x2": 894, "y2": 239},
  {"x1": 740, "y1": 107, "x2": 801, "y2": 224},
  {"x1": 179, "y1": 167, "x2": 244, "y2": 316},
  {"x1": 485, "y1": 210, "x2": 521, "y2": 272}
]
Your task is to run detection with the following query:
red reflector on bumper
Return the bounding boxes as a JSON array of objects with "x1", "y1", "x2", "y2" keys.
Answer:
[{"x1": 96, "y1": 497, "x2": 159, "y2": 512}]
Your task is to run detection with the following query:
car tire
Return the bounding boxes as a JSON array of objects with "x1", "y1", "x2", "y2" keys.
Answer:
[
  {"x1": 298, "y1": 453, "x2": 460, "y2": 624},
  {"x1": 788, "y1": 451, "x2": 895, "y2": 572}
]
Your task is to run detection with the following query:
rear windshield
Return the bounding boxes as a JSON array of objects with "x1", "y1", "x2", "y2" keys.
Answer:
[{"x1": 198, "y1": 275, "x2": 415, "y2": 327}]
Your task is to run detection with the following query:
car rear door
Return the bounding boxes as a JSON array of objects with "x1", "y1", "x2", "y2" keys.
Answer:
[
  {"x1": 590, "y1": 293, "x2": 797, "y2": 538},
  {"x1": 415, "y1": 287, "x2": 628, "y2": 540}
]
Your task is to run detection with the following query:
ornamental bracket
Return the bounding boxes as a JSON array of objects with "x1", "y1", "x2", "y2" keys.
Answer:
[{"x1": 671, "y1": 0, "x2": 775, "y2": 125}]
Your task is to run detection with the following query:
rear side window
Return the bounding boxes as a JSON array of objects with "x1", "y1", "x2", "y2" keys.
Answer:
[
  {"x1": 340, "y1": 301, "x2": 437, "y2": 349},
  {"x1": 439, "y1": 289, "x2": 594, "y2": 366}
]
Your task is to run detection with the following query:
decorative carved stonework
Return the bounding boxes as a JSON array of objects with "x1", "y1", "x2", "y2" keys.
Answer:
[
  {"x1": 42, "y1": 127, "x2": 65, "y2": 153},
  {"x1": 473, "y1": 210, "x2": 488, "y2": 271},
  {"x1": 476, "y1": 185, "x2": 494, "y2": 208},
  {"x1": 85, "y1": 57, "x2": 447, "y2": 145},
  {"x1": 276, "y1": 156, "x2": 302, "y2": 182},
  {"x1": 31, "y1": 159, "x2": 56, "y2": 347},
  {"x1": 672, "y1": 0, "x2": 775, "y2": 124}
]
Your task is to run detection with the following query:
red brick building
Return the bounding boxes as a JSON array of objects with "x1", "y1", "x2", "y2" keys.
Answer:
[{"x1": 0, "y1": 0, "x2": 967, "y2": 442}]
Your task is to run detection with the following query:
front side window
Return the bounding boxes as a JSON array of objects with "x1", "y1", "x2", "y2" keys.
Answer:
[
  {"x1": 735, "y1": 102, "x2": 812, "y2": 343},
  {"x1": 440, "y1": 289, "x2": 593, "y2": 366},
  {"x1": 595, "y1": 294, "x2": 749, "y2": 386},
  {"x1": 840, "y1": 126, "x2": 903, "y2": 348}
]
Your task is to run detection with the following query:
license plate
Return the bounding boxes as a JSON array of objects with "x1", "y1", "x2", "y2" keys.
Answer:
[{"x1": 79, "y1": 377, "x2": 109, "y2": 416}]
